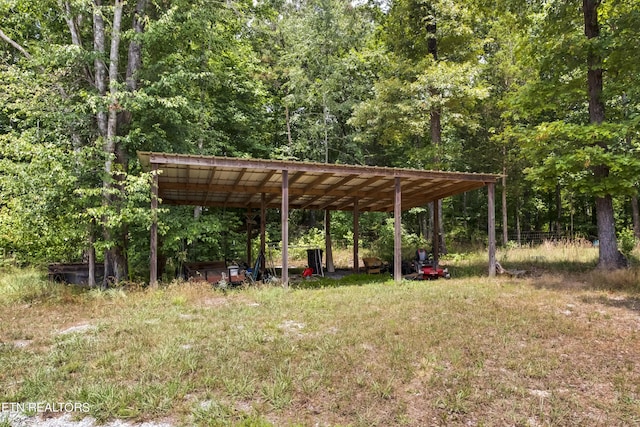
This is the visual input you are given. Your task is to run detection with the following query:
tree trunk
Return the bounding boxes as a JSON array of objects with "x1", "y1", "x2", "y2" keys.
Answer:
[
  {"x1": 126, "y1": 0, "x2": 146, "y2": 92},
  {"x1": 102, "y1": 0, "x2": 127, "y2": 286},
  {"x1": 502, "y1": 172, "x2": 508, "y2": 245},
  {"x1": 93, "y1": 1, "x2": 107, "y2": 136},
  {"x1": 583, "y1": 0, "x2": 626, "y2": 269},
  {"x1": 596, "y1": 196, "x2": 626, "y2": 268},
  {"x1": 285, "y1": 105, "x2": 293, "y2": 147},
  {"x1": 426, "y1": 15, "x2": 446, "y2": 254},
  {"x1": 419, "y1": 210, "x2": 428, "y2": 239},
  {"x1": 516, "y1": 197, "x2": 521, "y2": 246},
  {"x1": 88, "y1": 220, "x2": 96, "y2": 288},
  {"x1": 62, "y1": 2, "x2": 82, "y2": 46},
  {"x1": 632, "y1": 194, "x2": 640, "y2": 240},
  {"x1": 555, "y1": 184, "x2": 562, "y2": 235}
]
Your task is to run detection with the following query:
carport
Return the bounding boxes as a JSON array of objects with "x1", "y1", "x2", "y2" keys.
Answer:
[{"x1": 138, "y1": 152, "x2": 502, "y2": 286}]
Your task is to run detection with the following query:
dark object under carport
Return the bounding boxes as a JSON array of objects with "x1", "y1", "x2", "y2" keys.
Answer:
[
  {"x1": 307, "y1": 249, "x2": 323, "y2": 276},
  {"x1": 48, "y1": 263, "x2": 105, "y2": 286}
]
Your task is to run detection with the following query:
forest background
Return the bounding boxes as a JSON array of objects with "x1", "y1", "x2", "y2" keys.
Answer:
[{"x1": 1, "y1": 0, "x2": 640, "y2": 285}]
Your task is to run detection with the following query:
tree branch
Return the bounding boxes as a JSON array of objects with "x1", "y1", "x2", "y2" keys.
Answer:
[
  {"x1": 62, "y1": 1, "x2": 83, "y2": 46},
  {"x1": 0, "y1": 27, "x2": 32, "y2": 59}
]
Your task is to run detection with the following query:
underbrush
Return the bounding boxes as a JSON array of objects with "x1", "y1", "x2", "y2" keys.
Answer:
[
  {"x1": 1, "y1": 242, "x2": 639, "y2": 425},
  {"x1": 2, "y1": 275, "x2": 640, "y2": 426},
  {"x1": 0, "y1": 267, "x2": 61, "y2": 304}
]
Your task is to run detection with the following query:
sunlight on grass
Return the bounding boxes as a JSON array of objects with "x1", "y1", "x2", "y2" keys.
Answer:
[
  {"x1": 0, "y1": 267, "x2": 79, "y2": 305},
  {"x1": 1, "y1": 242, "x2": 639, "y2": 425}
]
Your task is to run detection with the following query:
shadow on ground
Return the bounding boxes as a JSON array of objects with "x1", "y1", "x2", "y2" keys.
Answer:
[{"x1": 579, "y1": 295, "x2": 640, "y2": 313}]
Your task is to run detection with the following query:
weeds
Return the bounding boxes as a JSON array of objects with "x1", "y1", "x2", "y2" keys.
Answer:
[
  {"x1": 0, "y1": 244, "x2": 639, "y2": 425},
  {"x1": 0, "y1": 267, "x2": 60, "y2": 304}
]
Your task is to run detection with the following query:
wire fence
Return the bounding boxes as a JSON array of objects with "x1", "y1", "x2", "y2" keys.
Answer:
[{"x1": 505, "y1": 231, "x2": 587, "y2": 245}]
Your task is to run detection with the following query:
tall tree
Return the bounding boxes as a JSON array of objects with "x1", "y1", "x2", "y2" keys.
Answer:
[
  {"x1": 583, "y1": 0, "x2": 625, "y2": 268},
  {"x1": 255, "y1": 0, "x2": 379, "y2": 163},
  {"x1": 351, "y1": 0, "x2": 491, "y2": 248},
  {"x1": 501, "y1": 0, "x2": 640, "y2": 265},
  {"x1": 0, "y1": 0, "x2": 271, "y2": 279}
]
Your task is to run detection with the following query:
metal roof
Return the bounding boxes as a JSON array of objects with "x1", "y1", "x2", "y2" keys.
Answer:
[{"x1": 138, "y1": 152, "x2": 501, "y2": 212}]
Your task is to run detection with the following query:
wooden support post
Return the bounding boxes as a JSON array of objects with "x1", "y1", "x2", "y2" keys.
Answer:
[
  {"x1": 353, "y1": 198, "x2": 359, "y2": 273},
  {"x1": 150, "y1": 163, "x2": 159, "y2": 287},
  {"x1": 246, "y1": 208, "x2": 252, "y2": 268},
  {"x1": 260, "y1": 193, "x2": 266, "y2": 274},
  {"x1": 488, "y1": 182, "x2": 497, "y2": 277},
  {"x1": 432, "y1": 199, "x2": 440, "y2": 268},
  {"x1": 394, "y1": 177, "x2": 402, "y2": 284},
  {"x1": 325, "y1": 209, "x2": 335, "y2": 273},
  {"x1": 281, "y1": 170, "x2": 289, "y2": 287}
]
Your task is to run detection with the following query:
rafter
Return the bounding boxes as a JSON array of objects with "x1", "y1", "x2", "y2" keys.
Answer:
[
  {"x1": 140, "y1": 152, "x2": 501, "y2": 213},
  {"x1": 223, "y1": 168, "x2": 248, "y2": 204}
]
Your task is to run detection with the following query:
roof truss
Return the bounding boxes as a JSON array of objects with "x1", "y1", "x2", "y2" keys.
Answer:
[{"x1": 138, "y1": 152, "x2": 501, "y2": 212}]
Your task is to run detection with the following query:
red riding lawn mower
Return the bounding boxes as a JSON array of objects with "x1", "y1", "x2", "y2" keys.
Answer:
[{"x1": 412, "y1": 248, "x2": 451, "y2": 280}]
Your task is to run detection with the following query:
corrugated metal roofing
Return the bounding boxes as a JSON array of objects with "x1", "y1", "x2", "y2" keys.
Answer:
[{"x1": 138, "y1": 152, "x2": 501, "y2": 212}]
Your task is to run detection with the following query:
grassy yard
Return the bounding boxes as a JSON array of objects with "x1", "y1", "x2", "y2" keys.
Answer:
[{"x1": 1, "y1": 243, "x2": 640, "y2": 426}]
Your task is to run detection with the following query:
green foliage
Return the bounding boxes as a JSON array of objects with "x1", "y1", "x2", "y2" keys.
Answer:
[
  {"x1": 371, "y1": 218, "x2": 428, "y2": 262},
  {"x1": 349, "y1": 0, "x2": 492, "y2": 169},
  {"x1": 255, "y1": 0, "x2": 380, "y2": 164},
  {"x1": 0, "y1": 266, "x2": 65, "y2": 304},
  {"x1": 502, "y1": 0, "x2": 640, "y2": 194},
  {"x1": 136, "y1": 0, "x2": 272, "y2": 158},
  {"x1": 2, "y1": 0, "x2": 640, "y2": 278},
  {"x1": 617, "y1": 228, "x2": 637, "y2": 257},
  {"x1": 522, "y1": 121, "x2": 640, "y2": 196}
]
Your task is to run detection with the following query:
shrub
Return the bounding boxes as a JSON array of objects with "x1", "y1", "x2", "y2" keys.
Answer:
[{"x1": 618, "y1": 227, "x2": 637, "y2": 257}]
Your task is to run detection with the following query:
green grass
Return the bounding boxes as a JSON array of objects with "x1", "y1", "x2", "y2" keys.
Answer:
[
  {"x1": 0, "y1": 267, "x2": 65, "y2": 304},
  {"x1": 1, "y1": 243, "x2": 640, "y2": 426}
]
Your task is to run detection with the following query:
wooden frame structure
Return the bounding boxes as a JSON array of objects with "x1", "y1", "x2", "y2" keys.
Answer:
[{"x1": 138, "y1": 152, "x2": 501, "y2": 286}]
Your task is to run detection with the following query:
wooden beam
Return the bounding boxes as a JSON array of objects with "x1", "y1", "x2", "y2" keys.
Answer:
[
  {"x1": 325, "y1": 210, "x2": 334, "y2": 273},
  {"x1": 353, "y1": 198, "x2": 359, "y2": 273},
  {"x1": 318, "y1": 196, "x2": 348, "y2": 211},
  {"x1": 300, "y1": 194, "x2": 329, "y2": 210},
  {"x1": 290, "y1": 173, "x2": 333, "y2": 207},
  {"x1": 157, "y1": 196, "x2": 283, "y2": 210},
  {"x1": 336, "y1": 198, "x2": 359, "y2": 211},
  {"x1": 246, "y1": 208, "x2": 252, "y2": 268},
  {"x1": 202, "y1": 166, "x2": 218, "y2": 205},
  {"x1": 348, "y1": 175, "x2": 387, "y2": 193},
  {"x1": 299, "y1": 174, "x2": 360, "y2": 209},
  {"x1": 158, "y1": 178, "x2": 487, "y2": 212},
  {"x1": 287, "y1": 171, "x2": 308, "y2": 205},
  {"x1": 318, "y1": 173, "x2": 361, "y2": 192},
  {"x1": 307, "y1": 172, "x2": 335, "y2": 188},
  {"x1": 282, "y1": 169, "x2": 289, "y2": 287},
  {"x1": 257, "y1": 169, "x2": 278, "y2": 188},
  {"x1": 488, "y1": 182, "x2": 496, "y2": 277},
  {"x1": 243, "y1": 193, "x2": 260, "y2": 207},
  {"x1": 143, "y1": 151, "x2": 501, "y2": 182},
  {"x1": 223, "y1": 168, "x2": 248, "y2": 204},
  {"x1": 260, "y1": 193, "x2": 266, "y2": 274},
  {"x1": 289, "y1": 170, "x2": 306, "y2": 185},
  {"x1": 394, "y1": 177, "x2": 402, "y2": 284},
  {"x1": 417, "y1": 182, "x2": 485, "y2": 204},
  {"x1": 150, "y1": 164, "x2": 159, "y2": 287},
  {"x1": 347, "y1": 196, "x2": 392, "y2": 212},
  {"x1": 432, "y1": 199, "x2": 439, "y2": 268},
  {"x1": 264, "y1": 192, "x2": 280, "y2": 206}
]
